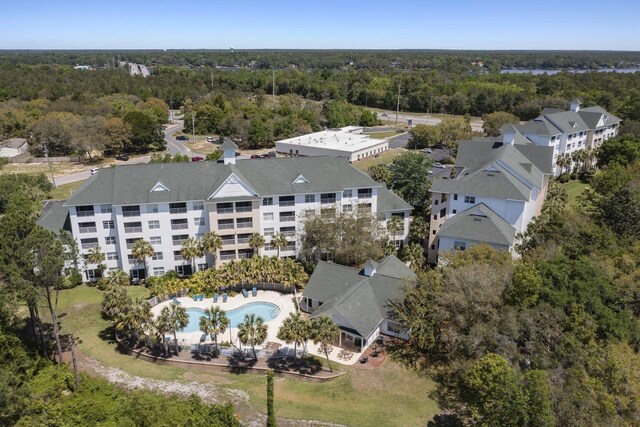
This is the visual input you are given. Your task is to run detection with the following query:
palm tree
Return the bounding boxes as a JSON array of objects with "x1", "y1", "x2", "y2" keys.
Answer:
[
  {"x1": 387, "y1": 215, "x2": 404, "y2": 246},
  {"x1": 180, "y1": 236, "x2": 203, "y2": 274},
  {"x1": 201, "y1": 231, "x2": 223, "y2": 267},
  {"x1": 152, "y1": 317, "x2": 173, "y2": 357},
  {"x1": 248, "y1": 233, "x2": 265, "y2": 257},
  {"x1": 131, "y1": 239, "x2": 154, "y2": 280},
  {"x1": 276, "y1": 312, "x2": 310, "y2": 360},
  {"x1": 87, "y1": 245, "x2": 106, "y2": 278},
  {"x1": 114, "y1": 298, "x2": 152, "y2": 341},
  {"x1": 555, "y1": 153, "x2": 569, "y2": 175},
  {"x1": 271, "y1": 232, "x2": 289, "y2": 259},
  {"x1": 401, "y1": 242, "x2": 426, "y2": 271},
  {"x1": 237, "y1": 314, "x2": 268, "y2": 359},
  {"x1": 103, "y1": 269, "x2": 130, "y2": 289},
  {"x1": 101, "y1": 284, "x2": 131, "y2": 319},
  {"x1": 309, "y1": 316, "x2": 340, "y2": 372},
  {"x1": 159, "y1": 304, "x2": 189, "y2": 355},
  {"x1": 200, "y1": 306, "x2": 230, "y2": 355},
  {"x1": 408, "y1": 216, "x2": 429, "y2": 246}
]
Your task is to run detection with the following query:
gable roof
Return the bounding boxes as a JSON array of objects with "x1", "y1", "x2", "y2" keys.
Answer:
[
  {"x1": 303, "y1": 255, "x2": 416, "y2": 338},
  {"x1": 220, "y1": 138, "x2": 238, "y2": 151},
  {"x1": 0, "y1": 138, "x2": 28, "y2": 149},
  {"x1": 518, "y1": 117, "x2": 563, "y2": 136},
  {"x1": 542, "y1": 110, "x2": 590, "y2": 133},
  {"x1": 578, "y1": 107, "x2": 622, "y2": 128},
  {"x1": 376, "y1": 186, "x2": 412, "y2": 212},
  {"x1": 65, "y1": 157, "x2": 384, "y2": 206},
  {"x1": 37, "y1": 200, "x2": 71, "y2": 232},
  {"x1": 437, "y1": 203, "x2": 517, "y2": 246}
]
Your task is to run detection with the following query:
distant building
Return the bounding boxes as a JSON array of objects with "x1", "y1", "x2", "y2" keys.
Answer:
[
  {"x1": 0, "y1": 138, "x2": 28, "y2": 158},
  {"x1": 275, "y1": 126, "x2": 389, "y2": 162}
]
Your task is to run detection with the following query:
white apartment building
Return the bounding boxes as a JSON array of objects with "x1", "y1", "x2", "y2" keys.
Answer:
[
  {"x1": 60, "y1": 143, "x2": 411, "y2": 281},
  {"x1": 427, "y1": 126, "x2": 554, "y2": 263},
  {"x1": 275, "y1": 126, "x2": 389, "y2": 162},
  {"x1": 518, "y1": 99, "x2": 620, "y2": 174}
]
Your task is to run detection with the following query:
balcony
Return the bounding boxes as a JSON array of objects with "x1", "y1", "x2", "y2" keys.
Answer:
[
  {"x1": 236, "y1": 202, "x2": 252, "y2": 213},
  {"x1": 216, "y1": 203, "x2": 234, "y2": 214},
  {"x1": 76, "y1": 206, "x2": 95, "y2": 217},
  {"x1": 236, "y1": 219, "x2": 253, "y2": 229},
  {"x1": 357, "y1": 189, "x2": 372, "y2": 199},
  {"x1": 279, "y1": 196, "x2": 295, "y2": 207},
  {"x1": 218, "y1": 220, "x2": 234, "y2": 230},
  {"x1": 237, "y1": 234, "x2": 251, "y2": 244},
  {"x1": 169, "y1": 203, "x2": 187, "y2": 214},
  {"x1": 170, "y1": 219, "x2": 188, "y2": 230}
]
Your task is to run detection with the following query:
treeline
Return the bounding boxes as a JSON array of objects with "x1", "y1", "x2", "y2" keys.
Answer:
[
  {"x1": 390, "y1": 135, "x2": 640, "y2": 425},
  {"x1": 1, "y1": 49, "x2": 639, "y2": 70}
]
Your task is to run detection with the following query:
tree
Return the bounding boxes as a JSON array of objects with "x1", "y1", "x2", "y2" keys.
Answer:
[
  {"x1": 367, "y1": 164, "x2": 391, "y2": 185},
  {"x1": 266, "y1": 371, "x2": 276, "y2": 427},
  {"x1": 408, "y1": 124, "x2": 440, "y2": 149},
  {"x1": 386, "y1": 215, "x2": 404, "y2": 244},
  {"x1": 103, "y1": 117, "x2": 132, "y2": 154},
  {"x1": 102, "y1": 284, "x2": 131, "y2": 319},
  {"x1": 389, "y1": 151, "x2": 432, "y2": 213},
  {"x1": 123, "y1": 110, "x2": 163, "y2": 153},
  {"x1": 237, "y1": 314, "x2": 268, "y2": 359},
  {"x1": 271, "y1": 232, "x2": 289, "y2": 259},
  {"x1": 201, "y1": 231, "x2": 223, "y2": 265},
  {"x1": 408, "y1": 216, "x2": 429, "y2": 245},
  {"x1": 158, "y1": 304, "x2": 188, "y2": 355},
  {"x1": 205, "y1": 149, "x2": 222, "y2": 161},
  {"x1": 277, "y1": 312, "x2": 310, "y2": 360},
  {"x1": 180, "y1": 236, "x2": 203, "y2": 273},
  {"x1": 114, "y1": 298, "x2": 152, "y2": 341},
  {"x1": 200, "y1": 306, "x2": 230, "y2": 355},
  {"x1": 597, "y1": 135, "x2": 640, "y2": 168},
  {"x1": 309, "y1": 316, "x2": 340, "y2": 372},
  {"x1": 248, "y1": 233, "x2": 265, "y2": 257},
  {"x1": 70, "y1": 115, "x2": 108, "y2": 161},
  {"x1": 131, "y1": 239, "x2": 154, "y2": 279},
  {"x1": 247, "y1": 119, "x2": 273, "y2": 149},
  {"x1": 439, "y1": 116, "x2": 472, "y2": 158},
  {"x1": 504, "y1": 261, "x2": 542, "y2": 307},
  {"x1": 482, "y1": 111, "x2": 520, "y2": 137},
  {"x1": 523, "y1": 370, "x2": 555, "y2": 427},
  {"x1": 401, "y1": 242, "x2": 425, "y2": 271},
  {"x1": 86, "y1": 245, "x2": 106, "y2": 278}
]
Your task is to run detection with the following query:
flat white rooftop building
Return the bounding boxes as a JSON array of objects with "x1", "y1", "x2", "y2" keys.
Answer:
[{"x1": 275, "y1": 126, "x2": 389, "y2": 162}]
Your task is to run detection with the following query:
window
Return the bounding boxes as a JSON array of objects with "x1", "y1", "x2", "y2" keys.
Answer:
[
  {"x1": 464, "y1": 196, "x2": 476, "y2": 204},
  {"x1": 150, "y1": 236, "x2": 162, "y2": 245},
  {"x1": 130, "y1": 269, "x2": 145, "y2": 281},
  {"x1": 175, "y1": 265, "x2": 189, "y2": 276},
  {"x1": 171, "y1": 218, "x2": 188, "y2": 230},
  {"x1": 392, "y1": 212, "x2": 405, "y2": 219},
  {"x1": 440, "y1": 208, "x2": 446, "y2": 218},
  {"x1": 264, "y1": 243, "x2": 274, "y2": 251},
  {"x1": 263, "y1": 227, "x2": 275, "y2": 237},
  {"x1": 357, "y1": 188, "x2": 372, "y2": 199},
  {"x1": 218, "y1": 219, "x2": 234, "y2": 230},
  {"x1": 169, "y1": 202, "x2": 187, "y2": 214},
  {"x1": 147, "y1": 204, "x2": 158, "y2": 213},
  {"x1": 76, "y1": 205, "x2": 94, "y2": 217},
  {"x1": 221, "y1": 235, "x2": 235, "y2": 245},
  {"x1": 235, "y1": 201, "x2": 252, "y2": 212},
  {"x1": 432, "y1": 230, "x2": 436, "y2": 235},
  {"x1": 453, "y1": 241, "x2": 467, "y2": 251},
  {"x1": 80, "y1": 238, "x2": 99, "y2": 249},
  {"x1": 148, "y1": 220, "x2": 160, "y2": 230},
  {"x1": 220, "y1": 250, "x2": 236, "y2": 261},
  {"x1": 453, "y1": 194, "x2": 458, "y2": 201},
  {"x1": 197, "y1": 263, "x2": 208, "y2": 271},
  {"x1": 124, "y1": 222, "x2": 142, "y2": 233},
  {"x1": 238, "y1": 249, "x2": 253, "y2": 259},
  {"x1": 452, "y1": 209, "x2": 457, "y2": 214},
  {"x1": 78, "y1": 222, "x2": 97, "y2": 233},
  {"x1": 152, "y1": 252, "x2": 163, "y2": 261},
  {"x1": 343, "y1": 204, "x2": 353, "y2": 213},
  {"x1": 192, "y1": 202, "x2": 204, "y2": 211},
  {"x1": 194, "y1": 217, "x2": 204, "y2": 226},
  {"x1": 387, "y1": 321, "x2": 403, "y2": 335},
  {"x1": 173, "y1": 251, "x2": 184, "y2": 261},
  {"x1": 126, "y1": 238, "x2": 139, "y2": 249},
  {"x1": 263, "y1": 212, "x2": 274, "y2": 221},
  {"x1": 343, "y1": 189, "x2": 353, "y2": 198},
  {"x1": 237, "y1": 234, "x2": 251, "y2": 244},
  {"x1": 305, "y1": 194, "x2": 316, "y2": 203},
  {"x1": 100, "y1": 204, "x2": 112, "y2": 214},
  {"x1": 286, "y1": 240, "x2": 296, "y2": 251},
  {"x1": 86, "y1": 269, "x2": 101, "y2": 281},
  {"x1": 280, "y1": 226, "x2": 295, "y2": 237},
  {"x1": 107, "y1": 252, "x2": 118, "y2": 261},
  {"x1": 236, "y1": 218, "x2": 253, "y2": 229},
  {"x1": 153, "y1": 267, "x2": 165, "y2": 276},
  {"x1": 279, "y1": 196, "x2": 295, "y2": 207},
  {"x1": 216, "y1": 202, "x2": 233, "y2": 214},
  {"x1": 263, "y1": 197, "x2": 273, "y2": 206},
  {"x1": 431, "y1": 244, "x2": 435, "y2": 250},
  {"x1": 172, "y1": 235, "x2": 188, "y2": 246},
  {"x1": 104, "y1": 236, "x2": 116, "y2": 245},
  {"x1": 279, "y1": 211, "x2": 295, "y2": 222},
  {"x1": 320, "y1": 193, "x2": 336, "y2": 204},
  {"x1": 103, "y1": 220, "x2": 114, "y2": 229},
  {"x1": 122, "y1": 205, "x2": 140, "y2": 217}
]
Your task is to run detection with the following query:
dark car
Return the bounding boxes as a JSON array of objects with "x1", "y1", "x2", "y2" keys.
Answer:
[
  {"x1": 176, "y1": 135, "x2": 189, "y2": 141},
  {"x1": 250, "y1": 154, "x2": 261, "y2": 159},
  {"x1": 191, "y1": 156, "x2": 204, "y2": 162},
  {"x1": 115, "y1": 154, "x2": 129, "y2": 161},
  {"x1": 260, "y1": 153, "x2": 271, "y2": 158}
]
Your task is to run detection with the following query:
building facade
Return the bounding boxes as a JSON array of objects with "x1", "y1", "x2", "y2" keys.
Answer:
[{"x1": 63, "y1": 147, "x2": 411, "y2": 280}]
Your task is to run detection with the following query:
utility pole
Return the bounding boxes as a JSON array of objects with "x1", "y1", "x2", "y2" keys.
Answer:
[
  {"x1": 395, "y1": 83, "x2": 401, "y2": 124},
  {"x1": 42, "y1": 139, "x2": 56, "y2": 187}
]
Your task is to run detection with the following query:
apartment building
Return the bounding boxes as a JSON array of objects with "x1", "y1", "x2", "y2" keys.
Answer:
[
  {"x1": 63, "y1": 144, "x2": 411, "y2": 280},
  {"x1": 518, "y1": 99, "x2": 620, "y2": 174},
  {"x1": 427, "y1": 126, "x2": 554, "y2": 263}
]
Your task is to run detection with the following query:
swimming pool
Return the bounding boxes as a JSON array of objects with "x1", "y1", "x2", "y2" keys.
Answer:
[{"x1": 181, "y1": 302, "x2": 281, "y2": 333}]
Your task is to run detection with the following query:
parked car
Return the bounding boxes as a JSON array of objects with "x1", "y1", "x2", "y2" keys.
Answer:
[
  {"x1": 421, "y1": 148, "x2": 432, "y2": 154},
  {"x1": 191, "y1": 156, "x2": 204, "y2": 162},
  {"x1": 250, "y1": 154, "x2": 261, "y2": 159},
  {"x1": 260, "y1": 153, "x2": 271, "y2": 158},
  {"x1": 433, "y1": 162, "x2": 446, "y2": 169},
  {"x1": 90, "y1": 168, "x2": 99, "y2": 175},
  {"x1": 206, "y1": 136, "x2": 215, "y2": 142},
  {"x1": 176, "y1": 135, "x2": 189, "y2": 141},
  {"x1": 115, "y1": 154, "x2": 129, "y2": 161}
]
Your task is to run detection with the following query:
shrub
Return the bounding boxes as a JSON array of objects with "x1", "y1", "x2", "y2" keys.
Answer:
[{"x1": 558, "y1": 173, "x2": 570, "y2": 183}]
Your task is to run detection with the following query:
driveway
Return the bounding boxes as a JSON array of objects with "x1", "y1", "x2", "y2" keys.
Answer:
[
  {"x1": 376, "y1": 111, "x2": 483, "y2": 132},
  {"x1": 164, "y1": 121, "x2": 193, "y2": 157}
]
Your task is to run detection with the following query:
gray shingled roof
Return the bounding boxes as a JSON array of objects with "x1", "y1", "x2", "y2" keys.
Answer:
[
  {"x1": 543, "y1": 110, "x2": 590, "y2": 133},
  {"x1": 437, "y1": 203, "x2": 516, "y2": 246},
  {"x1": 0, "y1": 138, "x2": 28, "y2": 149},
  {"x1": 518, "y1": 117, "x2": 562, "y2": 136},
  {"x1": 37, "y1": 200, "x2": 71, "y2": 232},
  {"x1": 304, "y1": 255, "x2": 416, "y2": 338},
  {"x1": 220, "y1": 138, "x2": 238, "y2": 151},
  {"x1": 65, "y1": 157, "x2": 390, "y2": 207},
  {"x1": 578, "y1": 107, "x2": 622, "y2": 128},
  {"x1": 376, "y1": 186, "x2": 412, "y2": 212}
]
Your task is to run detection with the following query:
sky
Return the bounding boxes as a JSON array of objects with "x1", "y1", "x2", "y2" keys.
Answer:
[{"x1": 1, "y1": 0, "x2": 639, "y2": 50}]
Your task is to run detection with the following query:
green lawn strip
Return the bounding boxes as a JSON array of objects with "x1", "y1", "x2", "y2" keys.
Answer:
[
  {"x1": 353, "y1": 148, "x2": 404, "y2": 172},
  {"x1": 49, "y1": 180, "x2": 86, "y2": 199},
  {"x1": 365, "y1": 131, "x2": 404, "y2": 139},
  {"x1": 561, "y1": 179, "x2": 590, "y2": 208}
]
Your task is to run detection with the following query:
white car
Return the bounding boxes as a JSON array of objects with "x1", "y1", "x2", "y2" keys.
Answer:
[
  {"x1": 422, "y1": 148, "x2": 433, "y2": 154},
  {"x1": 90, "y1": 168, "x2": 99, "y2": 175},
  {"x1": 206, "y1": 136, "x2": 215, "y2": 142},
  {"x1": 433, "y1": 162, "x2": 446, "y2": 169}
]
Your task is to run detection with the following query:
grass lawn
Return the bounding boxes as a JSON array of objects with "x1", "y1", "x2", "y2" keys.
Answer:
[
  {"x1": 353, "y1": 148, "x2": 405, "y2": 172},
  {"x1": 561, "y1": 179, "x2": 590, "y2": 208},
  {"x1": 365, "y1": 131, "x2": 405, "y2": 139},
  {"x1": 55, "y1": 285, "x2": 439, "y2": 426},
  {"x1": 49, "y1": 180, "x2": 86, "y2": 199}
]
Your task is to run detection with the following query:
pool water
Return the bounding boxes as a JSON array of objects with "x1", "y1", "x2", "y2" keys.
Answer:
[{"x1": 182, "y1": 302, "x2": 281, "y2": 333}]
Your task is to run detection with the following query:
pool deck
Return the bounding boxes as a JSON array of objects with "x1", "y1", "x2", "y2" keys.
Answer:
[{"x1": 152, "y1": 290, "x2": 363, "y2": 365}]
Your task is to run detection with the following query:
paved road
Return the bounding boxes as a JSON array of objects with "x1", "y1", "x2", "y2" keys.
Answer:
[
  {"x1": 164, "y1": 121, "x2": 193, "y2": 156},
  {"x1": 376, "y1": 111, "x2": 484, "y2": 133},
  {"x1": 54, "y1": 155, "x2": 151, "y2": 186},
  {"x1": 388, "y1": 132, "x2": 411, "y2": 149}
]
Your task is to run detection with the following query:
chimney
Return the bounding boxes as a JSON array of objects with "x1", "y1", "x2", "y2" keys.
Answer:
[
  {"x1": 363, "y1": 259, "x2": 378, "y2": 277},
  {"x1": 569, "y1": 98, "x2": 581, "y2": 112},
  {"x1": 500, "y1": 123, "x2": 518, "y2": 145},
  {"x1": 220, "y1": 138, "x2": 238, "y2": 165}
]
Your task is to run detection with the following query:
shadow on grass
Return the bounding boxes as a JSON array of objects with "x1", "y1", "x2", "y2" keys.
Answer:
[{"x1": 266, "y1": 356, "x2": 322, "y2": 375}]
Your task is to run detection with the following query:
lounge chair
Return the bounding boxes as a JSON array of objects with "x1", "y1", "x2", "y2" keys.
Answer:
[
  {"x1": 359, "y1": 356, "x2": 369, "y2": 364},
  {"x1": 213, "y1": 293, "x2": 219, "y2": 303},
  {"x1": 192, "y1": 295, "x2": 198, "y2": 301},
  {"x1": 222, "y1": 293, "x2": 228, "y2": 303},
  {"x1": 172, "y1": 297, "x2": 181, "y2": 305},
  {"x1": 252, "y1": 286, "x2": 257, "y2": 297},
  {"x1": 242, "y1": 289, "x2": 248, "y2": 298},
  {"x1": 199, "y1": 294, "x2": 204, "y2": 301}
]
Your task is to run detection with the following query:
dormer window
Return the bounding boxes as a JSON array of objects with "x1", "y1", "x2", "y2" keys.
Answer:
[
  {"x1": 293, "y1": 174, "x2": 308, "y2": 184},
  {"x1": 151, "y1": 181, "x2": 169, "y2": 192}
]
